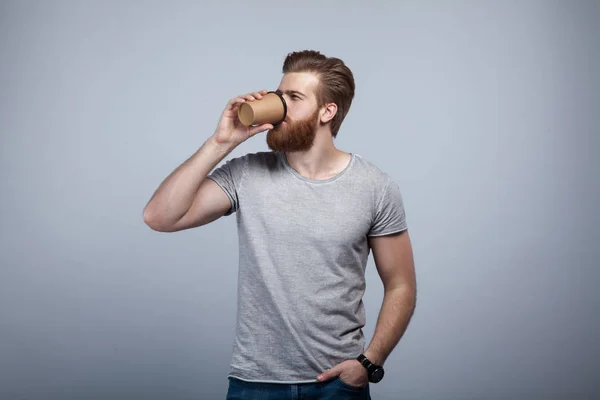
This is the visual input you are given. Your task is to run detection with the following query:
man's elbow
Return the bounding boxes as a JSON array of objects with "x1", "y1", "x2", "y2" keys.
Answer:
[
  {"x1": 143, "y1": 207, "x2": 174, "y2": 232},
  {"x1": 389, "y1": 283, "x2": 417, "y2": 310}
]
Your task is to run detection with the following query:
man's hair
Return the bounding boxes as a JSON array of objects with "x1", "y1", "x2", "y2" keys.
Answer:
[{"x1": 282, "y1": 50, "x2": 355, "y2": 137}]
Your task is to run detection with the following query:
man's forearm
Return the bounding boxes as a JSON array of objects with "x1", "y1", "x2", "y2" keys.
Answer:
[{"x1": 364, "y1": 284, "x2": 417, "y2": 366}]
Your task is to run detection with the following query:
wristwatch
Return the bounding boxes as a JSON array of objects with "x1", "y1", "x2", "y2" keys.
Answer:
[{"x1": 356, "y1": 354, "x2": 384, "y2": 383}]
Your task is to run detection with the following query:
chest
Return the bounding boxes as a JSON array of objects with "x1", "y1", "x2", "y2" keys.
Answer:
[{"x1": 239, "y1": 176, "x2": 374, "y2": 247}]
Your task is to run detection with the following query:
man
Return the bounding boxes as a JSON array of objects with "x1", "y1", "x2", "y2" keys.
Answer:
[{"x1": 143, "y1": 50, "x2": 416, "y2": 399}]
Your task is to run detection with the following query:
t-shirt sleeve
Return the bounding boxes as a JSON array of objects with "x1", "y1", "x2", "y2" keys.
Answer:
[
  {"x1": 368, "y1": 177, "x2": 408, "y2": 237},
  {"x1": 206, "y1": 155, "x2": 247, "y2": 216}
]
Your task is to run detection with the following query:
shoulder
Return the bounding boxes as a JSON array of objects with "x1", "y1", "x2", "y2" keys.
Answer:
[
  {"x1": 219, "y1": 151, "x2": 280, "y2": 177},
  {"x1": 351, "y1": 153, "x2": 394, "y2": 189},
  {"x1": 245, "y1": 150, "x2": 279, "y2": 163},
  {"x1": 237, "y1": 150, "x2": 280, "y2": 169},
  {"x1": 222, "y1": 150, "x2": 278, "y2": 166}
]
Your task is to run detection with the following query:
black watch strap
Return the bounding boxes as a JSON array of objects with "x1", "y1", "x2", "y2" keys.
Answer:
[{"x1": 356, "y1": 354, "x2": 384, "y2": 383}]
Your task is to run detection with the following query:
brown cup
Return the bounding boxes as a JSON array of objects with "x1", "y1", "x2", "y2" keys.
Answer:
[{"x1": 237, "y1": 91, "x2": 287, "y2": 126}]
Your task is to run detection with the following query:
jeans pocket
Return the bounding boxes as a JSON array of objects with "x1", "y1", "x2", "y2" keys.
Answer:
[{"x1": 334, "y1": 377, "x2": 368, "y2": 391}]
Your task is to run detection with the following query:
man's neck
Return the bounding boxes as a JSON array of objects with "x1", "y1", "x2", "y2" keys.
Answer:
[{"x1": 284, "y1": 131, "x2": 351, "y2": 181}]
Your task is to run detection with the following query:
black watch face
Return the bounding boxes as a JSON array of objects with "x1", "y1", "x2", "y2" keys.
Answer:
[{"x1": 370, "y1": 367, "x2": 384, "y2": 382}]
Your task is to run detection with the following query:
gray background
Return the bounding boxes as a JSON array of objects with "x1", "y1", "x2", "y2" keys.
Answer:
[{"x1": 1, "y1": 1, "x2": 599, "y2": 399}]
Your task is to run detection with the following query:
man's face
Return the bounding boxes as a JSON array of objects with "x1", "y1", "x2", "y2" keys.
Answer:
[{"x1": 266, "y1": 72, "x2": 322, "y2": 152}]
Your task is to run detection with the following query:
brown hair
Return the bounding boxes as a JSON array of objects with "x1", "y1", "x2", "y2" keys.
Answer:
[{"x1": 282, "y1": 50, "x2": 355, "y2": 137}]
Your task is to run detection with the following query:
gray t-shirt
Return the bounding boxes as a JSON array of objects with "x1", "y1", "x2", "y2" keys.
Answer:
[{"x1": 207, "y1": 150, "x2": 407, "y2": 383}]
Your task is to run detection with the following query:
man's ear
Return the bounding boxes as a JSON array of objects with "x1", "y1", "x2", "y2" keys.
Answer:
[{"x1": 320, "y1": 103, "x2": 338, "y2": 124}]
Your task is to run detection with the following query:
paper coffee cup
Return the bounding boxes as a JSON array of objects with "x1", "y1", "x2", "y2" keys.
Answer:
[{"x1": 238, "y1": 91, "x2": 287, "y2": 126}]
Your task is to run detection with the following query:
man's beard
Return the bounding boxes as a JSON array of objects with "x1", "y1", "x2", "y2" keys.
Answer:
[{"x1": 266, "y1": 108, "x2": 320, "y2": 152}]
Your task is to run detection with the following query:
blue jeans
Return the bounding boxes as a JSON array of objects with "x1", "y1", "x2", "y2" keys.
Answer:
[{"x1": 226, "y1": 376, "x2": 371, "y2": 399}]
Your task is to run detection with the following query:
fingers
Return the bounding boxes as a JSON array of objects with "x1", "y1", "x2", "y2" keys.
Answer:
[
  {"x1": 227, "y1": 90, "x2": 268, "y2": 110},
  {"x1": 226, "y1": 97, "x2": 245, "y2": 111},
  {"x1": 241, "y1": 89, "x2": 268, "y2": 102},
  {"x1": 248, "y1": 123, "x2": 274, "y2": 137},
  {"x1": 317, "y1": 365, "x2": 342, "y2": 382}
]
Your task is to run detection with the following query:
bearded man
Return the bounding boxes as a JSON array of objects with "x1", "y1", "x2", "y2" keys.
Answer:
[{"x1": 143, "y1": 50, "x2": 417, "y2": 400}]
